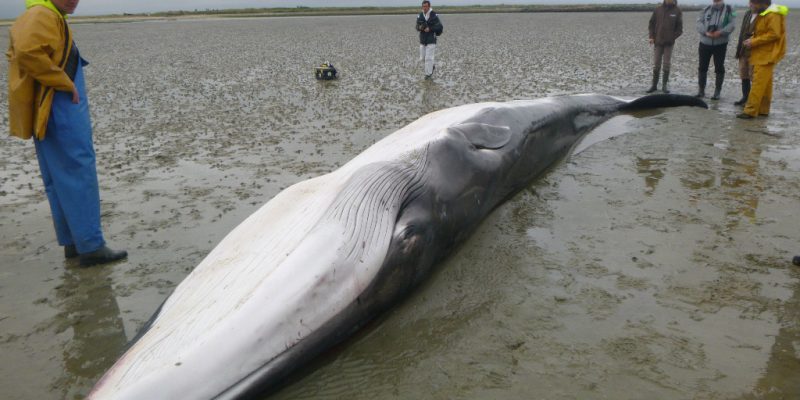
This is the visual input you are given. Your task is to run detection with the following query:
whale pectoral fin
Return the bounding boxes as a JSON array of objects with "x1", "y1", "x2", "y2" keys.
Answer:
[{"x1": 449, "y1": 122, "x2": 513, "y2": 150}]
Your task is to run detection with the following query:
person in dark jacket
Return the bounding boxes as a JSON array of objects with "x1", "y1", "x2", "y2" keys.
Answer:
[
  {"x1": 647, "y1": 0, "x2": 683, "y2": 93},
  {"x1": 694, "y1": 0, "x2": 737, "y2": 100},
  {"x1": 416, "y1": 1, "x2": 443, "y2": 79},
  {"x1": 733, "y1": 7, "x2": 755, "y2": 105}
]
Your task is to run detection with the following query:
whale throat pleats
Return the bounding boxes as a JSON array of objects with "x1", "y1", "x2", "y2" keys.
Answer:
[{"x1": 324, "y1": 150, "x2": 429, "y2": 265}]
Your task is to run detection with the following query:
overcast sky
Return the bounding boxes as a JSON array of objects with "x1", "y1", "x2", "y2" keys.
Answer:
[{"x1": 2, "y1": 0, "x2": 797, "y2": 19}]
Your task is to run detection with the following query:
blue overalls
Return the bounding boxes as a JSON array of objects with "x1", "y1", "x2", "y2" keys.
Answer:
[{"x1": 33, "y1": 51, "x2": 105, "y2": 254}]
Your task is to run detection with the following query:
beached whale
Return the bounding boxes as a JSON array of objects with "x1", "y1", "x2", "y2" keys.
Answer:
[{"x1": 88, "y1": 93, "x2": 706, "y2": 399}]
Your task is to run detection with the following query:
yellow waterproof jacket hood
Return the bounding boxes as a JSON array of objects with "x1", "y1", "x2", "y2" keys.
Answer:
[
  {"x1": 26, "y1": 0, "x2": 66, "y2": 17},
  {"x1": 750, "y1": 4, "x2": 788, "y2": 65},
  {"x1": 760, "y1": 4, "x2": 789, "y2": 17},
  {"x1": 6, "y1": 1, "x2": 75, "y2": 140}
]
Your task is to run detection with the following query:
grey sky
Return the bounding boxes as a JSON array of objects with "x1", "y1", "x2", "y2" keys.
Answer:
[{"x1": 2, "y1": 0, "x2": 797, "y2": 19}]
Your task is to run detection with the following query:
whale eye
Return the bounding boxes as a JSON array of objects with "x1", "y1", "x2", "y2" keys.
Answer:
[
  {"x1": 396, "y1": 224, "x2": 424, "y2": 255},
  {"x1": 448, "y1": 123, "x2": 512, "y2": 150},
  {"x1": 400, "y1": 224, "x2": 417, "y2": 240}
]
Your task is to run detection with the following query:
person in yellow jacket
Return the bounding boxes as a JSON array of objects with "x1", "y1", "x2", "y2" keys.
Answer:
[
  {"x1": 6, "y1": 0, "x2": 127, "y2": 266},
  {"x1": 737, "y1": 0, "x2": 788, "y2": 119}
]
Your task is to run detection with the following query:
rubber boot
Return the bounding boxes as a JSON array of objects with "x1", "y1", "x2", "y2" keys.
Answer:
[
  {"x1": 695, "y1": 72, "x2": 706, "y2": 98},
  {"x1": 661, "y1": 69, "x2": 670, "y2": 93},
  {"x1": 64, "y1": 245, "x2": 78, "y2": 258},
  {"x1": 79, "y1": 246, "x2": 128, "y2": 267},
  {"x1": 734, "y1": 80, "x2": 750, "y2": 106},
  {"x1": 646, "y1": 67, "x2": 659, "y2": 93},
  {"x1": 711, "y1": 73, "x2": 724, "y2": 100}
]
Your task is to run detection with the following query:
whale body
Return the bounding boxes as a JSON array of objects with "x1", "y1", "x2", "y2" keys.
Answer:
[{"x1": 88, "y1": 94, "x2": 706, "y2": 399}]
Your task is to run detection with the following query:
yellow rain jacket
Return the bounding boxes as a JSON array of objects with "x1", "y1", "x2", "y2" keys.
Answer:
[
  {"x1": 749, "y1": 4, "x2": 789, "y2": 66},
  {"x1": 6, "y1": 0, "x2": 75, "y2": 140}
]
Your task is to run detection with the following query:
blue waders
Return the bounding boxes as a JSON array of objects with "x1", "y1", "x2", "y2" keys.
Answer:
[{"x1": 33, "y1": 56, "x2": 105, "y2": 254}]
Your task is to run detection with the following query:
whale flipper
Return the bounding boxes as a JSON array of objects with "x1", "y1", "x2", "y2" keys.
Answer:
[
  {"x1": 449, "y1": 122, "x2": 513, "y2": 150},
  {"x1": 620, "y1": 93, "x2": 708, "y2": 111}
]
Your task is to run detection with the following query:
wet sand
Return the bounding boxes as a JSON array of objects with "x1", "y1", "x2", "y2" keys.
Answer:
[{"x1": 1, "y1": 11, "x2": 799, "y2": 400}]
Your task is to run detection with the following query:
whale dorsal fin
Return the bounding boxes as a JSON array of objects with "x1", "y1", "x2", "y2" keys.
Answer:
[{"x1": 449, "y1": 122, "x2": 512, "y2": 150}]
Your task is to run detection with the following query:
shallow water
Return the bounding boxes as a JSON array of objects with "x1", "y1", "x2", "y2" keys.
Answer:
[{"x1": 1, "y1": 11, "x2": 799, "y2": 400}]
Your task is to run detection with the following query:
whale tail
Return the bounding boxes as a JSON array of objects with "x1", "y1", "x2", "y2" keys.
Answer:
[{"x1": 619, "y1": 94, "x2": 708, "y2": 112}]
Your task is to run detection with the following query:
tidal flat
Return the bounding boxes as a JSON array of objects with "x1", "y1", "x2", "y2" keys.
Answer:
[{"x1": 1, "y1": 11, "x2": 799, "y2": 400}]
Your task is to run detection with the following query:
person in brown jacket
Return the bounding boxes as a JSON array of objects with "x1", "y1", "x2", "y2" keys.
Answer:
[
  {"x1": 733, "y1": 7, "x2": 755, "y2": 105},
  {"x1": 647, "y1": 0, "x2": 683, "y2": 93}
]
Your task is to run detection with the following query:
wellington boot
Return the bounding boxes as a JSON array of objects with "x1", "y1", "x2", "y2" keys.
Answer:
[
  {"x1": 661, "y1": 69, "x2": 670, "y2": 93},
  {"x1": 734, "y1": 80, "x2": 751, "y2": 106},
  {"x1": 646, "y1": 68, "x2": 659, "y2": 93},
  {"x1": 79, "y1": 246, "x2": 128, "y2": 267},
  {"x1": 695, "y1": 72, "x2": 707, "y2": 97},
  {"x1": 711, "y1": 73, "x2": 724, "y2": 100},
  {"x1": 64, "y1": 245, "x2": 78, "y2": 259}
]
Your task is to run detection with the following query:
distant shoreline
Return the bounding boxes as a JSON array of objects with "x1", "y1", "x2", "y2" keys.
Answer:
[{"x1": 0, "y1": 4, "x2": 707, "y2": 26}]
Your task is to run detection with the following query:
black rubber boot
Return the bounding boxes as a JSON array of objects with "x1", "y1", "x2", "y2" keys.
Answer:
[
  {"x1": 661, "y1": 69, "x2": 670, "y2": 93},
  {"x1": 64, "y1": 245, "x2": 78, "y2": 259},
  {"x1": 793, "y1": 255, "x2": 800, "y2": 266},
  {"x1": 734, "y1": 80, "x2": 751, "y2": 106},
  {"x1": 79, "y1": 246, "x2": 128, "y2": 267},
  {"x1": 695, "y1": 72, "x2": 707, "y2": 98},
  {"x1": 711, "y1": 73, "x2": 724, "y2": 100},
  {"x1": 646, "y1": 67, "x2": 659, "y2": 93}
]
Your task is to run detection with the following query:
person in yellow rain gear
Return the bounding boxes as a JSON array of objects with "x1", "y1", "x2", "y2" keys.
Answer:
[
  {"x1": 7, "y1": 0, "x2": 128, "y2": 266},
  {"x1": 737, "y1": 0, "x2": 788, "y2": 119}
]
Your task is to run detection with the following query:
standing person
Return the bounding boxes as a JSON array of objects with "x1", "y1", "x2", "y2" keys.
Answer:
[
  {"x1": 7, "y1": 0, "x2": 128, "y2": 266},
  {"x1": 647, "y1": 0, "x2": 683, "y2": 93},
  {"x1": 737, "y1": 1, "x2": 788, "y2": 119},
  {"x1": 695, "y1": 0, "x2": 736, "y2": 100},
  {"x1": 416, "y1": 1, "x2": 443, "y2": 80},
  {"x1": 733, "y1": 7, "x2": 755, "y2": 105}
]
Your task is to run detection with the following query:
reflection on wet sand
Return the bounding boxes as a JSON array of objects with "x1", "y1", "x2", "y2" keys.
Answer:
[
  {"x1": 744, "y1": 277, "x2": 800, "y2": 399},
  {"x1": 636, "y1": 157, "x2": 667, "y2": 196},
  {"x1": 681, "y1": 131, "x2": 763, "y2": 230},
  {"x1": 719, "y1": 140, "x2": 762, "y2": 229},
  {"x1": 419, "y1": 79, "x2": 444, "y2": 115},
  {"x1": 50, "y1": 266, "x2": 126, "y2": 399}
]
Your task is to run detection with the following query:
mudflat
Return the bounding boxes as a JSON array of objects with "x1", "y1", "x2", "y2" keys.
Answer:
[{"x1": 1, "y1": 11, "x2": 798, "y2": 400}]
